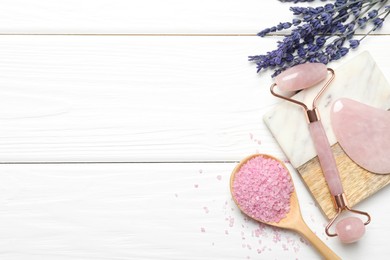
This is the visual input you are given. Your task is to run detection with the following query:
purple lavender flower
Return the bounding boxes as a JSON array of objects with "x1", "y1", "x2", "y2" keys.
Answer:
[
  {"x1": 349, "y1": 39, "x2": 360, "y2": 48},
  {"x1": 250, "y1": 0, "x2": 390, "y2": 77}
]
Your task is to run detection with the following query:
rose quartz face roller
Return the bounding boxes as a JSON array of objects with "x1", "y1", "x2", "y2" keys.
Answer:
[{"x1": 270, "y1": 63, "x2": 371, "y2": 243}]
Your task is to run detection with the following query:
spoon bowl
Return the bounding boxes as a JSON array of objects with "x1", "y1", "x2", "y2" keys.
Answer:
[{"x1": 230, "y1": 154, "x2": 340, "y2": 260}]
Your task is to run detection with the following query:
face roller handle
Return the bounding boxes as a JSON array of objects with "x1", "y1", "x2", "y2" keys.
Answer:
[{"x1": 308, "y1": 121, "x2": 343, "y2": 196}]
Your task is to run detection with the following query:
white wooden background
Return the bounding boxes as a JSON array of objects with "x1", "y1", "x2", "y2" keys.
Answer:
[{"x1": 0, "y1": 1, "x2": 390, "y2": 259}]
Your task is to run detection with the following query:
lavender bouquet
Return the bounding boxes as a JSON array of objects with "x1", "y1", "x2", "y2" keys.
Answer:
[{"x1": 249, "y1": 0, "x2": 390, "y2": 77}]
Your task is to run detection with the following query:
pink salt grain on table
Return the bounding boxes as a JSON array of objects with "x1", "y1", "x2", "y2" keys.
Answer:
[{"x1": 232, "y1": 156, "x2": 294, "y2": 223}]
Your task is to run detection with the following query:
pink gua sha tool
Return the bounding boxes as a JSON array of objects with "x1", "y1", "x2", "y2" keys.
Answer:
[
  {"x1": 230, "y1": 154, "x2": 340, "y2": 259},
  {"x1": 331, "y1": 98, "x2": 390, "y2": 174},
  {"x1": 270, "y1": 63, "x2": 371, "y2": 243}
]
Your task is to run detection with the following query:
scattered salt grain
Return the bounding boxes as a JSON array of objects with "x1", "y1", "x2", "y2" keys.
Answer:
[
  {"x1": 272, "y1": 230, "x2": 281, "y2": 243},
  {"x1": 232, "y1": 155, "x2": 293, "y2": 223},
  {"x1": 228, "y1": 216, "x2": 235, "y2": 227}
]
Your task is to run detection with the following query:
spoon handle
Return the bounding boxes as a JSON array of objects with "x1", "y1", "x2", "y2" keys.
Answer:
[{"x1": 295, "y1": 219, "x2": 341, "y2": 260}]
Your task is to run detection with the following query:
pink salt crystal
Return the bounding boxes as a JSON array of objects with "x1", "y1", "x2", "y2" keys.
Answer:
[
  {"x1": 273, "y1": 230, "x2": 281, "y2": 243},
  {"x1": 275, "y1": 62, "x2": 328, "y2": 92},
  {"x1": 335, "y1": 217, "x2": 365, "y2": 244},
  {"x1": 228, "y1": 216, "x2": 235, "y2": 227},
  {"x1": 232, "y1": 155, "x2": 293, "y2": 223}
]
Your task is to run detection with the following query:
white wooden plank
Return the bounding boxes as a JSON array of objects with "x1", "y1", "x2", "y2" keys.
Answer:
[
  {"x1": 0, "y1": 35, "x2": 389, "y2": 162},
  {"x1": 0, "y1": 162, "x2": 389, "y2": 259},
  {"x1": 0, "y1": 0, "x2": 389, "y2": 34}
]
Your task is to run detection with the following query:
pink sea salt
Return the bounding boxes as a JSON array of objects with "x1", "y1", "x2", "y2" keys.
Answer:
[
  {"x1": 228, "y1": 216, "x2": 235, "y2": 227},
  {"x1": 232, "y1": 155, "x2": 294, "y2": 223}
]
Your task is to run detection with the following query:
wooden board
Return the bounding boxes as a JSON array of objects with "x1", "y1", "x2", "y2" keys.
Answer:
[
  {"x1": 297, "y1": 143, "x2": 390, "y2": 219},
  {"x1": 2, "y1": 1, "x2": 390, "y2": 259}
]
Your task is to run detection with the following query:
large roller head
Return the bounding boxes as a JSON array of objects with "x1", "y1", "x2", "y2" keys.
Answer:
[{"x1": 275, "y1": 63, "x2": 328, "y2": 91}]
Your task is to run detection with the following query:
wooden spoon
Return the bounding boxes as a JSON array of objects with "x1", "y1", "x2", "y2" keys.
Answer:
[{"x1": 230, "y1": 154, "x2": 340, "y2": 260}]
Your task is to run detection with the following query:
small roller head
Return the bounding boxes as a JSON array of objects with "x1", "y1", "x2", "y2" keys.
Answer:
[{"x1": 335, "y1": 217, "x2": 365, "y2": 243}]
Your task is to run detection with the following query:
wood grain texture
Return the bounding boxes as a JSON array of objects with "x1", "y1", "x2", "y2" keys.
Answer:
[
  {"x1": 1, "y1": 162, "x2": 390, "y2": 260},
  {"x1": 0, "y1": 0, "x2": 289, "y2": 34},
  {"x1": 298, "y1": 143, "x2": 390, "y2": 219},
  {"x1": 0, "y1": 36, "x2": 389, "y2": 162},
  {"x1": 0, "y1": 0, "x2": 389, "y2": 34}
]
